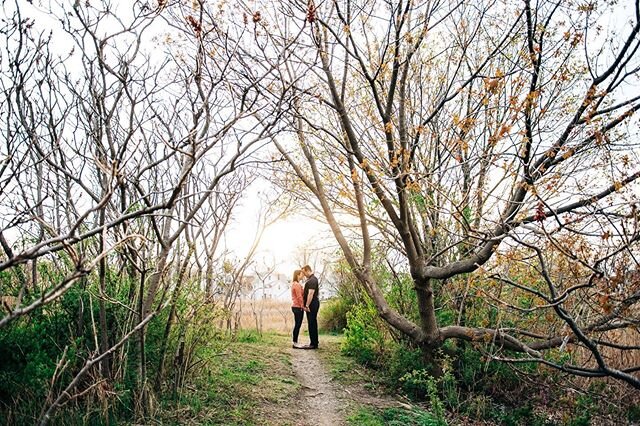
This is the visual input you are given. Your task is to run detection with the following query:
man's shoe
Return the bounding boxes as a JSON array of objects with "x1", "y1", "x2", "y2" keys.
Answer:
[
  {"x1": 303, "y1": 345, "x2": 318, "y2": 350},
  {"x1": 292, "y1": 342, "x2": 304, "y2": 349}
]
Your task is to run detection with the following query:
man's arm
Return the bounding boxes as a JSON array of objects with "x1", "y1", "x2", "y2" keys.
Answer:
[{"x1": 305, "y1": 289, "x2": 315, "y2": 310}]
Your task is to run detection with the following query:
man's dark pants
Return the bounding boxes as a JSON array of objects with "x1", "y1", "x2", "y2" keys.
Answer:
[{"x1": 307, "y1": 299, "x2": 320, "y2": 347}]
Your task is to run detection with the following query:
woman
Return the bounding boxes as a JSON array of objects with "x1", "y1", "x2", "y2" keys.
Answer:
[{"x1": 290, "y1": 269, "x2": 305, "y2": 348}]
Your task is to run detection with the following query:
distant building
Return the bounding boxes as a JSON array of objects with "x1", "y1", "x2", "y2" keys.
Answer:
[{"x1": 240, "y1": 270, "x2": 337, "y2": 300}]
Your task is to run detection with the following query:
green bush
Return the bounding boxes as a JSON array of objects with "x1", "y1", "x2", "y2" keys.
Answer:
[
  {"x1": 567, "y1": 395, "x2": 593, "y2": 426},
  {"x1": 319, "y1": 297, "x2": 349, "y2": 333},
  {"x1": 0, "y1": 289, "x2": 92, "y2": 423},
  {"x1": 398, "y1": 371, "x2": 447, "y2": 424},
  {"x1": 385, "y1": 273, "x2": 419, "y2": 322},
  {"x1": 400, "y1": 369, "x2": 434, "y2": 400},
  {"x1": 0, "y1": 280, "x2": 143, "y2": 424},
  {"x1": 342, "y1": 300, "x2": 385, "y2": 366},
  {"x1": 461, "y1": 394, "x2": 492, "y2": 419},
  {"x1": 386, "y1": 343, "x2": 426, "y2": 383},
  {"x1": 454, "y1": 345, "x2": 534, "y2": 396}
]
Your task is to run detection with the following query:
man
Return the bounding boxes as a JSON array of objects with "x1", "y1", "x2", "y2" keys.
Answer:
[{"x1": 301, "y1": 265, "x2": 319, "y2": 349}]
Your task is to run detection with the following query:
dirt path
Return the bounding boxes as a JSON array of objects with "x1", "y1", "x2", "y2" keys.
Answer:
[
  {"x1": 289, "y1": 336, "x2": 406, "y2": 426},
  {"x1": 291, "y1": 346, "x2": 347, "y2": 426}
]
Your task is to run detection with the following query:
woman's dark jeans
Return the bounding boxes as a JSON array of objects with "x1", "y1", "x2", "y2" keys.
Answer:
[{"x1": 292, "y1": 307, "x2": 304, "y2": 343}]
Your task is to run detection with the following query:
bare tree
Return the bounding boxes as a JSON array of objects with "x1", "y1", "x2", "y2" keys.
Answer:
[
  {"x1": 267, "y1": 0, "x2": 640, "y2": 387},
  {"x1": 250, "y1": 256, "x2": 277, "y2": 335},
  {"x1": 0, "y1": 0, "x2": 293, "y2": 422}
]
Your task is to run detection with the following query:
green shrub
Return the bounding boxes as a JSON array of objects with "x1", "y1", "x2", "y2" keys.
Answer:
[
  {"x1": 454, "y1": 345, "x2": 534, "y2": 396},
  {"x1": 441, "y1": 368, "x2": 460, "y2": 410},
  {"x1": 400, "y1": 369, "x2": 434, "y2": 400},
  {"x1": 435, "y1": 307, "x2": 456, "y2": 327},
  {"x1": 461, "y1": 394, "x2": 492, "y2": 419},
  {"x1": 567, "y1": 395, "x2": 593, "y2": 426},
  {"x1": 385, "y1": 274, "x2": 419, "y2": 322},
  {"x1": 342, "y1": 300, "x2": 385, "y2": 366},
  {"x1": 0, "y1": 289, "x2": 92, "y2": 423},
  {"x1": 319, "y1": 297, "x2": 349, "y2": 333},
  {"x1": 398, "y1": 370, "x2": 447, "y2": 425},
  {"x1": 386, "y1": 343, "x2": 427, "y2": 384}
]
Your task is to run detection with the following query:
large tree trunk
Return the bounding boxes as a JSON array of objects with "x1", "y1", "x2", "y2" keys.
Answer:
[
  {"x1": 415, "y1": 279, "x2": 440, "y2": 345},
  {"x1": 414, "y1": 278, "x2": 443, "y2": 377},
  {"x1": 420, "y1": 344, "x2": 444, "y2": 378}
]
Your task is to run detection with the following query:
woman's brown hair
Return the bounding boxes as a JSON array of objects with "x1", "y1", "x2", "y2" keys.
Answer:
[{"x1": 292, "y1": 269, "x2": 302, "y2": 282}]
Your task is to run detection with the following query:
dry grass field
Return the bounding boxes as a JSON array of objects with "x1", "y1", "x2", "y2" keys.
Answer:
[{"x1": 234, "y1": 299, "x2": 301, "y2": 334}]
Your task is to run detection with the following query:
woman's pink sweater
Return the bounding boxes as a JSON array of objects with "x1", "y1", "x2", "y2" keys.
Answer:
[{"x1": 291, "y1": 281, "x2": 304, "y2": 308}]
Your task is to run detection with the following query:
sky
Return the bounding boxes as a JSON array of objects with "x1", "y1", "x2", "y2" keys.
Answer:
[{"x1": 224, "y1": 176, "x2": 337, "y2": 279}]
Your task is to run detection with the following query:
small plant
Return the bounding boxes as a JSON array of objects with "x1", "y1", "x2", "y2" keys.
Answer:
[
  {"x1": 425, "y1": 374, "x2": 447, "y2": 425},
  {"x1": 399, "y1": 370, "x2": 447, "y2": 425},
  {"x1": 386, "y1": 342, "x2": 426, "y2": 383},
  {"x1": 400, "y1": 369, "x2": 432, "y2": 400},
  {"x1": 568, "y1": 395, "x2": 593, "y2": 426},
  {"x1": 235, "y1": 329, "x2": 261, "y2": 343},
  {"x1": 441, "y1": 368, "x2": 460, "y2": 410},
  {"x1": 627, "y1": 403, "x2": 640, "y2": 423},
  {"x1": 347, "y1": 407, "x2": 445, "y2": 426},
  {"x1": 462, "y1": 394, "x2": 492, "y2": 419},
  {"x1": 347, "y1": 407, "x2": 385, "y2": 426}
]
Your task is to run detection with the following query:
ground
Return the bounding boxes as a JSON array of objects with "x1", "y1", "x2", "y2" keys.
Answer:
[
  {"x1": 154, "y1": 331, "x2": 638, "y2": 425},
  {"x1": 291, "y1": 335, "x2": 404, "y2": 426},
  {"x1": 292, "y1": 341, "x2": 346, "y2": 426},
  {"x1": 154, "y1": 332, "x2": 410, "y2": 425}
]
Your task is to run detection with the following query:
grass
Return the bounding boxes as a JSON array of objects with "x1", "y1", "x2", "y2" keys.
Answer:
[
  {"x1": 151, "y1": 329, "x2": 441, "y2": 425},
  {"x1": 100, "y1": 320, "x2": 637, "y2": 426},
  {"x1": 156, "y1": 332, "x2": 302, "y2": 425},
  {"x1": 317, "y1": 333, "x2": 385, "y2": 392},
  {"x1": 143, "y1": 324, "x2": 640, "y2": 426},
  {"x1": 316, "y1": 333, "x2": 444, "y2": 425}
]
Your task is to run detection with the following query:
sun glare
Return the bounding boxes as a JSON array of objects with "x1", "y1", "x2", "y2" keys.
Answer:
[
  {"x1": 225, "y1": 196, "x2": 330, "y2": 274},
  {"x1": 256, "y1": 216, "x2": 324, "y2": 269}
]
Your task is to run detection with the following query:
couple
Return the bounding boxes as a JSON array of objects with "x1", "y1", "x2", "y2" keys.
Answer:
[{"x1": 290, "y1": 265, "x2": 319, "y2": 349}]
